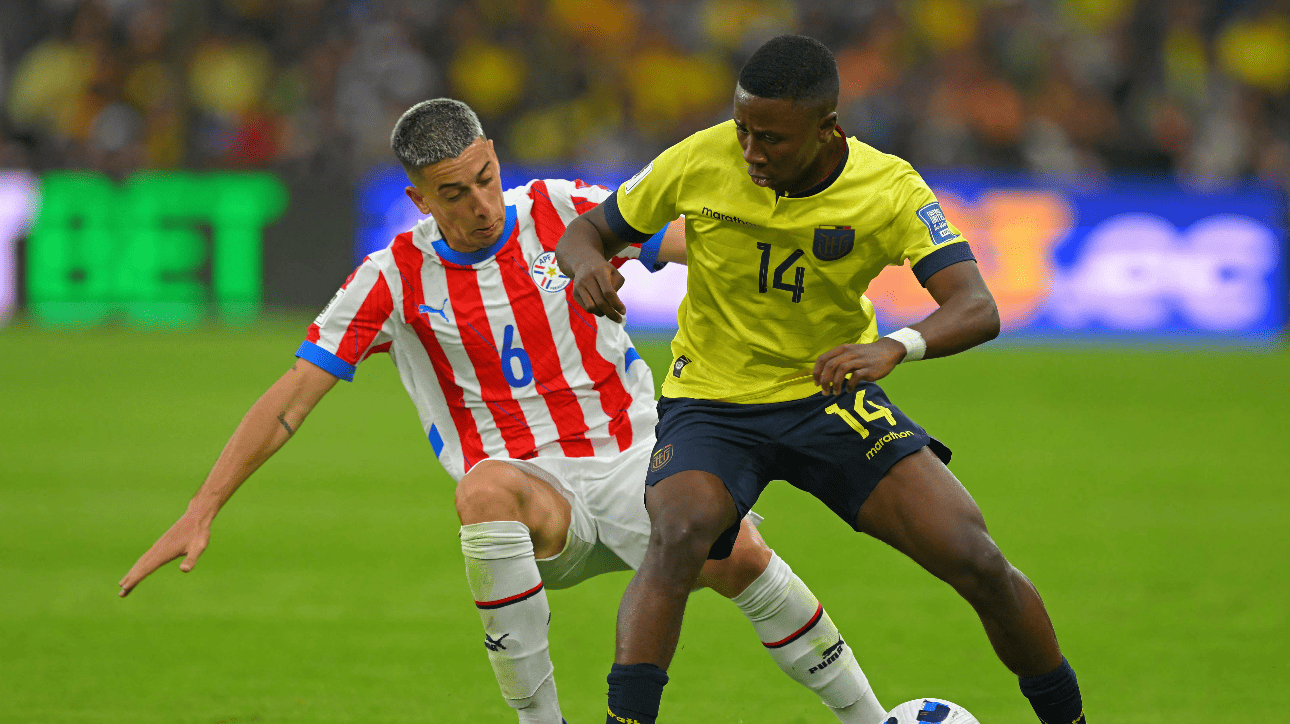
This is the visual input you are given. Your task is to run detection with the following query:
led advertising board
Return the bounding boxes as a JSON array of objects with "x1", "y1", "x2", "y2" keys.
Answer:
[
  {"x1": 867, "y1": 176, "x2": 1287, "y2": 342},
  {"x1": 357, "y1": 165, "x2": 1286, "y2": 342},
  {"x1": 23, "y1": 171, "x2": 287, "y2": 327}
]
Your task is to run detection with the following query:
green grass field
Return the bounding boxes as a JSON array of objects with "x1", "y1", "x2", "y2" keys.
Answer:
[{"x1": 1, "y1": 318, "x2": 1286, "y2": 723}]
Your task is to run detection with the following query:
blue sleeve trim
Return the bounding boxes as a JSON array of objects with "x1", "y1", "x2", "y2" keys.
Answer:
[
  {"x1": 295, "y1": 341, "x2": 357, "y2": 382},
  {"x1": 912, "y1": 242, "x2": 977, "y2": 287},
  {"x1": 428, "y1": 424, "x2": 444, "y2": 457},
  {"x1": 602, "y1": 193, "x2": 653, "y2": 246},
  {"x1": 624, "y1": 346, "x2": 642, "y2": 370},
  {"x1": 638, "y1": 228, "x2": 668, "y2": 272}
]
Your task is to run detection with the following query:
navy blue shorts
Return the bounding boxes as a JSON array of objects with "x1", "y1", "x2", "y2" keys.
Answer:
[{"x1": 644, "y1": 382, "x2": 951, "y2": 560}]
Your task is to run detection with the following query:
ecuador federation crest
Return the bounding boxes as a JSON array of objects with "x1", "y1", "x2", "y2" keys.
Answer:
[
  {"x1": 813, "y1": 226, "x2": 855, "y2": 261},
  {"x1": 530, "y1": 251, "x2": 570, "y2": 293},
  {"x1": 650, "y1": 444, "x2": 673, "y2": 471}
]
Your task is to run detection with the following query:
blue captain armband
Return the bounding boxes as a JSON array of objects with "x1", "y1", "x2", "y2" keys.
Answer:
[
  {"x1": 295, "y1": 341, "x2": 357, "y2": 382},
  {"x1": 638, "y1": 228, "x2": 669, "y2": 272}
]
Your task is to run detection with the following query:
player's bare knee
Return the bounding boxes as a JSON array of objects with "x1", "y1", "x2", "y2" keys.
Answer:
[
  {"x1": 949, "y1": 540, "x2": 1013, "y2": 606},
  {"x1": 699, "y1": 540, "x2": 771, "y2": 598},
  {"x1": 701, "y1": 519, "x2": 772, "y2": 596},
  {"x1": 455, "y1": 461, "x2": 530, "y2": 525},
  {"x1": 648, "y1": 509, "x2": 725, "y2": 563}
]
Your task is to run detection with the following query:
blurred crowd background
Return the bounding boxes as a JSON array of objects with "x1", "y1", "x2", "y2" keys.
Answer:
[{"x1": 2, "y1": 0, "x2": 1289, "y2": 188}]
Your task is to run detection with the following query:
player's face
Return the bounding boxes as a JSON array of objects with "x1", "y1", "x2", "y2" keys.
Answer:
[
  {"x1": 733, "y1": 86, "x2": 838, "y2": 194},
  {"x1": 405, "y1": 138, "x2": 507, "y2": 252}
]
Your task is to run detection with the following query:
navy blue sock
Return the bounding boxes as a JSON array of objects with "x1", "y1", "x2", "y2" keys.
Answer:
[
  {"x1": 1019, "y1": 657, "x2": 1085, "y2": 724},
  {"x1": 606, "y1": 662, "x2": 668, "y2": 724}
]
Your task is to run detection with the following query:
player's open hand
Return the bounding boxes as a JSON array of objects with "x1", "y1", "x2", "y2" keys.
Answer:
[
  {"x1": 118, "y1": 512, "x2": 211, "y2": 597},
  {"x1": 569, "y1": 259, "x2": 627, "y2": 324},
  {"x1": 813, "y1": 339, "x2": 907, "y2": 395}
]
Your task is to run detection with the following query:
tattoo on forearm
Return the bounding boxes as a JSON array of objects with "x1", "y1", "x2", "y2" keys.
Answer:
[{"x1": 277, "y1": 413, "x2": 295, "y2": 436}]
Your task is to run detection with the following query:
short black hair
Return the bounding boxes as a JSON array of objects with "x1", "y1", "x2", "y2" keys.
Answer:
[
  {"x1": 390, "y1": 99, "x2": 485, "y2": 171},
  {"x1": 737, "y1": 35, "x2": 839, "y2": 112}
]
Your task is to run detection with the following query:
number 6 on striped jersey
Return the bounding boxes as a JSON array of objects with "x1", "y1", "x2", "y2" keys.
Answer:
[{"x1": 501, "y1": 324, "x2": 533, "y2": 387}]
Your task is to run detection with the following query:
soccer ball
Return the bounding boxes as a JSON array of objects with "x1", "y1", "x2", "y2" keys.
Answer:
[{"x1": 883, "y1": 698, "x2": 980, "y2": 723}]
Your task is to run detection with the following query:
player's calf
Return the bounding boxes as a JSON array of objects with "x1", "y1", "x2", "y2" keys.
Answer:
[
  {"x1": 460, "y1": 519, "x2": 562, "y2": 724},
  {"x1": 678, "y1": 517, "x2": 888, "y2": 723},
  {"x1": 457, "y1": 462, "x2": 576, "y2": 724},
  {"x1": 607, "y1": 473, "x2": 737, "y2": 724},
  {"x1": 728, "y1": 549, "x2": 887, "y2": 724},
  {"x1": 856, "y1": 450, "x2": 1082, "y2": 722},
  {"x1": 932, "y1": 545, "x2": 1086, "y2": 724}
]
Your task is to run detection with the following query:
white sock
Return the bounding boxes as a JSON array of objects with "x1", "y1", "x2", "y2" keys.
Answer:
[
  {"x1": 460, "y1": 521, "x2": 562, "y2": 724},
  {"x1": 732, "y1": 553, "x2": 886, "y2": 724}
]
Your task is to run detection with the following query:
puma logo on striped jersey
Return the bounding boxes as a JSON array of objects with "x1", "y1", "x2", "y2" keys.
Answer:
[{"x1": 418, "y1": 297, "x2": 449, "y2": 322}]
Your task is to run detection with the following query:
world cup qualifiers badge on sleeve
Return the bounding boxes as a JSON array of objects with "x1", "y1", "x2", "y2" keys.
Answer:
[
  {"x1": 530, "y1": 251, "x2": 570, "y2": 293},
  {"x1": 622, "y1": 161, "x2": 653, "y2": 194},
  {"x1": 917, "y1": 202, "x2": 959, "y2": 245},
  {"x1": 813, "y1": 225, "x2": 855, "y2": 261}
]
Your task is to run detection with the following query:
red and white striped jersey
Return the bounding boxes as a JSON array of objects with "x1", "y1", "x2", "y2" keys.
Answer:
[{"x1": 297, "y1": 179, "x2": 667, "y2": 481}]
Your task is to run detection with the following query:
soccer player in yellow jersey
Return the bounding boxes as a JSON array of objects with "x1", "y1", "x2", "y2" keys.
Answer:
[{"x1": 558, "y1": 36, "x2": 1086, "y2": 724}]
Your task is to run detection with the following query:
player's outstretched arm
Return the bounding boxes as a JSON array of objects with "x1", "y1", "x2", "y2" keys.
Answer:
[
  {"x1": 814, "y1": 261, "x2": 1000, "y2": 394},
  {"x1": 556, "y1": 203, "x2": 631, "y2": 323},
  {"x1": 117, "y1": 359, "x2": 338, "y2": 597}
]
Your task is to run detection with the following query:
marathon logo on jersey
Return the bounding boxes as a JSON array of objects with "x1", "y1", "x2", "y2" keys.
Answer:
[
  {"x1": 813, "y1": 225, "x2": 854, "y2": 261},
  {"x1": 651, "y1": 444, "x2": 673, "y2": 471},
  {"x1": 699, "y1": 206, "x2": 756, "y2": 226},
  {"x1": 530, "y1": 250, "x2": 570, "y2": 293},
  {"x1": 917, "y1": 202, "x2": 959, "y2": 245},
  {"x1": 671, "y1": 354, "x2": 691, "y2": 378},
  {"x1": 622, "y1": 161, "x2": 653, "y2": 194},
  {"x1": 807, "y1": 638, "x2": 847, "y2": 674}
]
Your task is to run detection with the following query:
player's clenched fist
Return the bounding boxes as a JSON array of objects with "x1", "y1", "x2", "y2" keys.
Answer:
[
  {"x1": 568, "y1": 259, "x2": 627, "y2": 324},
  {"x1": 812, "y1": 338, "x2": 907, "y2": 395},
  {"x1": 118, "y1": 512, "x2": 211, "y2": 597}
]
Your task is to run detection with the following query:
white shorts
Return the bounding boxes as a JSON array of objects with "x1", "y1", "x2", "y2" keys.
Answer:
[
  {"x1": 502, "y1": 437, "x2": 762, "y2": 590},
  {"x1": 501, "y1": 437, "x2": 654, "y2": 590}
]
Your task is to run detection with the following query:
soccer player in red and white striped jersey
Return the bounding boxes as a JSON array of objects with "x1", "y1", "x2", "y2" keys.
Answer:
[
  {"x1": 298, "y1": 175, "x2": 658, "y2": 478},
  {"x1": 119, "y1": 99, "x2": 888, "y2": 724}
]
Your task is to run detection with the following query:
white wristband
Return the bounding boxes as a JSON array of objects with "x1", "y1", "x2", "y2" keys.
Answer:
[{"x1": 883, "y1": 327, "x2": 926, "y2": 363}]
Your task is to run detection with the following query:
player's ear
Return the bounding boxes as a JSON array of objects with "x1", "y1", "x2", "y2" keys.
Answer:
[
  {"x1": 818, "y1": 110, "x2": 838, "y2": 139},
  {"x1": 405, "y1": 185, "x2": 433, "y2": 215}
]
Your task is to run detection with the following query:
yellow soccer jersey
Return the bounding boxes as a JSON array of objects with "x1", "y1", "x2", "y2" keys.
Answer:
[{"x1": 605, "y1": 120, "x2": 975, "y2": 403}]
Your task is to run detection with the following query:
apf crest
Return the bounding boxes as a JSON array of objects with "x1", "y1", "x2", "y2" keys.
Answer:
[{"x1": 530, "y1": 251, "x2": 570, "y2": 293}]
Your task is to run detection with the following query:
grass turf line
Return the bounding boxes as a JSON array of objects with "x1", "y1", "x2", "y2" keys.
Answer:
[{"x1": 0, "y1": 319, "x2": 1285, "y2": 723}]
